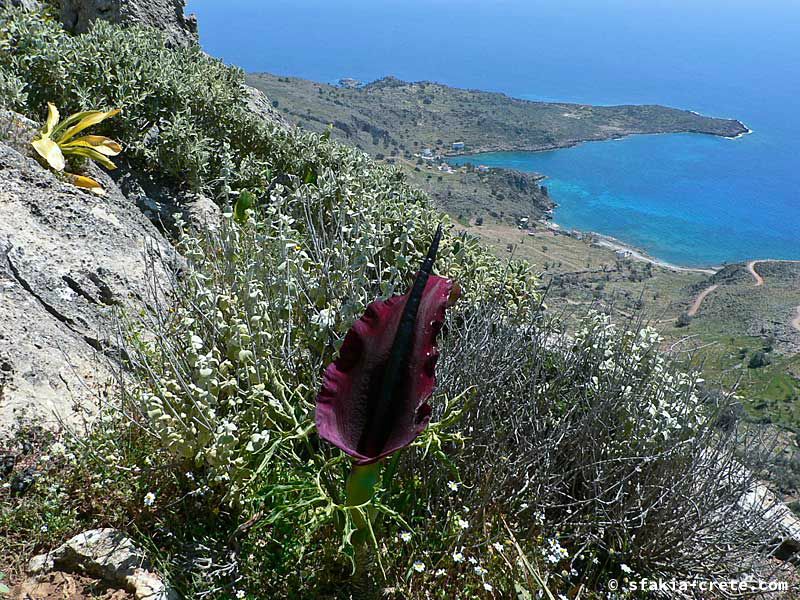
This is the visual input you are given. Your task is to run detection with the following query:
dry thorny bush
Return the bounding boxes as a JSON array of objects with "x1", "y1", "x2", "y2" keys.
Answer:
[
  {"x1": 109, "y1": 209, "x2": 792, "y2": 597},
  {"x1": 429, "y1": 303, "x2": 788, "y2": 598}
]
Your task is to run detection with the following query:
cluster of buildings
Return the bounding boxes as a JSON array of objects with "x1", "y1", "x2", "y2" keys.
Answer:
[
  {"x1": 409, "y1": 141, "x2": 492, "y2": 176},
  {"x1": 418, "y1": 148, "x2": 438, "y2": 161}
]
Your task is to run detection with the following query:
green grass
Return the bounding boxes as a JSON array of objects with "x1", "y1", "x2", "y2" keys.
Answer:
[{"x1": 678, "y1": 330, "x2": 800, "y2": 428}]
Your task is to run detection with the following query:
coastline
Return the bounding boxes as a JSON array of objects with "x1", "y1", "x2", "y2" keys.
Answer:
[
  {"x1": 577, "y1": 228, "x2": 719, "y2": 275},
  {"x1": 444, "y1": 121, "x2": 750, "y2": 159},
  {"x1": 446, "y1": 128, "x2": 750, "y2": 275},
  {"x1": 538, "y1": 211, "x2": 800, "y2": 278},
  {"x1": 730, "y1": 126, "x2": 753, "y2": 139},
  {"x1": 538, "y1": 218, "x2": 719, "y2": 274},
  {"x1": 251, "y1": 72, "x2": 763, "y2": 275},
  {"x1": 688, "y1": 110, "x2": 753, "y2": 140}
]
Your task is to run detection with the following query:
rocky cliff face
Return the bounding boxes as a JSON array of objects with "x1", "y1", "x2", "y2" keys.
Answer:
[
  {"x1": 59, "y1": 0, "x2": 198, "y2": 48},
  {"x1": 0, "y1": 0, "x2": 198, "y2": 47},
  {"x1": 0, "y1": 112, "x2": 178, "y2": 435}
]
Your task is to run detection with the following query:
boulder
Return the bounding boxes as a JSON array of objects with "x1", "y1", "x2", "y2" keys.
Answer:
[
  {"x1": 59, "y1": 0, "x2": 198, "y2": 48},
  {"x1": 739, "y1": 483, "x2": 800, "y2": 560},
  {"x1": 0, "y1": 111, "x2": 177, "y2": 436},
  {"x1": 113, "y1": 160, "x2": 221, "y2": 232},
  {"x1": 243, "y1": 84, "x2": 289, "y2": 129},
  {"x1": 27, "y1": 528, "x2": 177, "y2": 599}
]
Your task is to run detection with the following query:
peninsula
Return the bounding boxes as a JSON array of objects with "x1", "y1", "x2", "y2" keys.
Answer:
[
  {"x1": 247, "y1": 73, "x2": 749, "y2": 157},
  {"x1": 247, "y1": 72, "x2": 747, "y2": 229}
]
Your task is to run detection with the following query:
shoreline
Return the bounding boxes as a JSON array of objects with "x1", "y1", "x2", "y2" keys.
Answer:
[
  {"x1": 541, "y1": 220, "x2": 720, "y2": 275},
  {"x1": 541, "y1": 220, "x2": 800, "y2": 275},
  {"x1": 445, "y1": 123, "x2": 750, "y2": 160},
  {"x1": 446, "y1": 128, "x2": 754, "y2": 275},
  {"x1": 730, "y1": 126, "x2": 753, "y2": 139}
]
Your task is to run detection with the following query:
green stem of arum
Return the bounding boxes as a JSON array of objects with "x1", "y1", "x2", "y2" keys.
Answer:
[{"x1": 345, "y1": 461, "x2": 381, "y2": 536}]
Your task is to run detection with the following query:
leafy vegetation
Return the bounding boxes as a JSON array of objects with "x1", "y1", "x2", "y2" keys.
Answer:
[
  {"x1": 2, "y1": 8, "x2": 309, "y2": 195},
  {"x1": 0, "y1": 7, "x2": 788, "y2": 599}
]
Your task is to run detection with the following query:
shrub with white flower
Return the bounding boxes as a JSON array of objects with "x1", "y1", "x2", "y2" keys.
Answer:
[
  {"x1": 543, "y1": 537, "x2": 569, "y2": 564},
  {"x1": 572, "y1": 310, "x2": 704, "y2": 446},
  {"x1": 131, "y1": 170, "x2": 540, "y2": 504}
]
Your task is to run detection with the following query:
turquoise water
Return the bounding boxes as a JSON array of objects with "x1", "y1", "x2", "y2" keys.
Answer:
[
  {"x1": 449, "y1": 132, "x2": 798, "y2": 267},
  {"x1": 187, "y1": 0, "x2": 800, "y2": 267}
]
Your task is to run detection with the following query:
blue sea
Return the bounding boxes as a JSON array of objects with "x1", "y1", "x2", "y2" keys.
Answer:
[{"x1": 187, "y1": 0, "x2": 800, "y2": 267}]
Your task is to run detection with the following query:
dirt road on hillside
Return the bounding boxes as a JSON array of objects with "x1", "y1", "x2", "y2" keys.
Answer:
[
  {"x1": 746, "y1": 260, "x2": 800, "y2": 334},
  {"x1": 687, "y1": 284, "x2": 719, "y2": 316},
  {"x1": 746, "y1": 260, "x2": 765, "y2": 286},
  {"x1": 792, "y1": 306, "x2": 800, "y2": 333}
]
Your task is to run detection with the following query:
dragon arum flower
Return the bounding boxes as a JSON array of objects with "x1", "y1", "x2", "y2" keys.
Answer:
[
  {"x1": 31, "y1": 103, "x2": 122, "y2": 195},
  {"x1": 315, "y1": 224, "x2": 458, "y2": 465}
]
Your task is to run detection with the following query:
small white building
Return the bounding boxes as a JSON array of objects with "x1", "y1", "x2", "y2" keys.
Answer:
[{"x1": 451, "y1": 141, "x2": 465, "y2": 151}]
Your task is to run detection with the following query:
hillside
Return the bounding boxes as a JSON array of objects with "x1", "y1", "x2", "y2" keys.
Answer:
[
  {"x1": 1, "y1": 5, "x2": 797, "y2": 600},
  {"x1": 249, "y1": 71, "x2": 800, "y2": 432},
  {"x1": 247, "y1": 73, "x2": 748, "y2": 157},
  {"x1": 246, "y1": 72, "x2": 748, "y2": 229}
]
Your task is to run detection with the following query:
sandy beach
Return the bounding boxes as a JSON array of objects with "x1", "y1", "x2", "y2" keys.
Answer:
[{"x1": 543, "y1": 221, "x2": 719, "y2": 275}]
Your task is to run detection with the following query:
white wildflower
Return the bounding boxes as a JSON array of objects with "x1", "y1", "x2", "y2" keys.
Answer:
[
  {"x1": 312, "y1": 308, "x2": 337, "y2": 329},
  {"x1": 143, "y1": 492, "x2": 156, "y2": 507},
  {"x1": 543, "y1": 537, "x2": 568, "y2": 564}
]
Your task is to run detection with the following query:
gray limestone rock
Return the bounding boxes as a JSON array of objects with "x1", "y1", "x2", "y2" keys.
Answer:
[
  {"x1": 0, "y1": 113, "x2": 177, "y2": 435},
  {"x1": 59, "y1": 0, "x2": 198, "y2": 48},
  {"x1": 27, "y1": 528, "x2": 177, "y2": 599}
]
